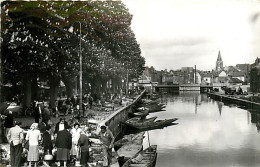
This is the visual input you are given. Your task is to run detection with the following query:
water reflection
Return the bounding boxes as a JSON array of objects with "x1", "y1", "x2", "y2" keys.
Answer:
[
  {"x1": 144, "y1": 92, "x2": 260, "y2": 167},
  {"x1": 250, "y1": 112, "x2": 260, "y2": 133},
  {"x1": 217, "y1": 101, "x2": 223, "y2": 116}
]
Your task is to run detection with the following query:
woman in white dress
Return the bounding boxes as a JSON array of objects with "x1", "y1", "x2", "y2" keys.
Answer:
[
  {"x1": 26, "y1": 123, "x2": 41, "y2": 167},
  {"x1": 70, "y1": 123, "x2": 82, "y2": 159}
]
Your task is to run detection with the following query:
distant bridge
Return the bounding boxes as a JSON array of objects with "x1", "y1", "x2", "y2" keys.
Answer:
[{"x1": 154, "y1": 84, "x2": 213, "y2": 92}]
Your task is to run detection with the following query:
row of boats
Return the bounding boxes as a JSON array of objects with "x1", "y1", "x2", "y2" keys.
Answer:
[
  {"x1": 87, "y1": 92, "x2": 178, "y2": 167},
  {"x1": 114, "y1": 93, "x2": 179, "y2": 167},
  {"x1": 123, "y1": 116, "x2": 178, "y2": 131},
  {"x1": 125, "y1": 98, "x2": 178, "y2": 132}
]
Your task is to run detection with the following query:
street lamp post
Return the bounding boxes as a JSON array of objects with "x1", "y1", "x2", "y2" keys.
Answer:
[
  {"x1": 70, "y1": 22, "x2": 83, "y2": 116},
  {"x1": 126, "y1": 62, "x2": 129, "y2": 97},
  {"x1": 79, "y1": 22, "x2": 83, "y2": 117}
]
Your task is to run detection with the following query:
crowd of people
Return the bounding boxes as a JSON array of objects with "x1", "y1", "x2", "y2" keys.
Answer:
[
  {"x1": 5, "y1": 117, "x2": 115, "y2": 167},
  {"x1": 32, "y1": 93, "x2": 94, "y2": 121},
  {"x1": 1, "y1": 90, "x2": 141, "y2": 167}
]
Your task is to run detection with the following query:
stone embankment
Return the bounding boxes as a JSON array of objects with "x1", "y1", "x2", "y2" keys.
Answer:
[
  {"x1": 208, "y1": 92, "x2": 260, "y2": 110},
  {"x1": 104, "y1": 90, "x2": 145, "y2": 138}
]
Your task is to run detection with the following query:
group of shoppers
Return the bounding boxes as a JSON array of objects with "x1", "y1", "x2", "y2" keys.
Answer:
[
  {"x1": 55, "y1": 93, "x2": 93, "y2": 116},
  {"x1": 6, "y1": 118, "x2": 115, "y2": 167},
  {"x1": 30, "y1": 93, "x2": 93, "y2": 124}
]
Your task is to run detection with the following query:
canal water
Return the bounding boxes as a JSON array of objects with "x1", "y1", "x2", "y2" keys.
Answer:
[{"x1": 143, "y1": 92, "x2": 260, "y2": 167}]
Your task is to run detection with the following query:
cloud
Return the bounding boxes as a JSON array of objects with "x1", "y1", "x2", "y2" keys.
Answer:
[
  {"x1": 141, "y1": 37, "x2": 211, "y2": 49},
  {"x1": 141, "y1": 39, "x2": 218, "y2": 70},
  {"x1": 123, "y1": 0, "x2": 260, "y2": 71}
]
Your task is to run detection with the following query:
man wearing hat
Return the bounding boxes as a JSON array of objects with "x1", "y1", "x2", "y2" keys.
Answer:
[
  {"x1": 99, "y1": 125, "x2": 115, "y2": 167},
  {"x1": 78, "y1": 127, "x2": 90, "y2": 167},
  {"x1": 7, "y1": 121, "x2": 24, "y2": 167}
]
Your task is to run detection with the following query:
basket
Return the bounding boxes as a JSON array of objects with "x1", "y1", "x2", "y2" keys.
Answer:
[
  {"x1": 75, "y1": 161, "x2": 81, "y2": 166},
  {"x1": 44, "y1": 154, "x2": 53, "y2": 161}
]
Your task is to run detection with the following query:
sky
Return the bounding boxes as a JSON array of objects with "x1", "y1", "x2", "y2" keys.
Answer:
[{"x1": 122, "y1": 0, "x2": 260, "y2": 71}]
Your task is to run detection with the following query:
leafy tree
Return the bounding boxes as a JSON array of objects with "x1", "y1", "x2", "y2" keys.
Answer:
[
  {"x1": 250, "y1": 67, "x2": 260, "y2": 94},
  {"x1": 1, "y1": 1, "x2": 145, "y2": 108}
]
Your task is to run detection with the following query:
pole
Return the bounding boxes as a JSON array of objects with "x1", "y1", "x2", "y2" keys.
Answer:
[
  {"x1": 79, "y1": 22, "x2": 83, "y2": 116},
  {"x1": 147, "y1": 131, "x2": 151, "y2": 147},
  {"x1": 194, "y1": 65, "x2": 196, "y2": 84},
  {"x1": 126, "y1": 62, "x2": 129, "y2": 97}
]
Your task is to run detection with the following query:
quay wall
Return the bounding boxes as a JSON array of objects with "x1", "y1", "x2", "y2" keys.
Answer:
[
  {"x1": 208, "y1": 93, "x2": 260, "y2": 110},
  {"x1": 155, "y1": 84, "x2": 213, "y2": 92},
  {"x1": 179, "y1": 84, "x2": 200, "y2": 91},
  {"x1": 103, "y1": 90, "x2": 145, "y2": 138}
]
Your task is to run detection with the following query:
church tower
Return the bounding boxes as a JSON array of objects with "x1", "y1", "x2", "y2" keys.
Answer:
[{"x1": 215, "y1": 50, "x2": 223, "y2": 71}]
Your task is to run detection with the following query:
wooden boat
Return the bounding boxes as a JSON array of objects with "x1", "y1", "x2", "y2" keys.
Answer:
[
  {"x1": 148, "y1": 93, "x2": 160, "y2": 100},
  {"x1": 158, "y1": 103, "x2": 166, "y2": 108},
  {"x1": 147, "y1": 107, "x2": 165, "y2": 113},
  {"x1": 136, "y1": 107, "x2": 148, "y2": 112},
  {"x1": 137, "y1": 104, "x2": 166, "y2": 113},
  {"x1": 114, "y1": 132, "x2": 145, "y2": 151},
  {"x1": 125, "y1": 116, "x2": 157, "y2": 125},
  {"x1": 140, "y1": 99, "x2": 153, "y2": 104},
  {"x1": 122, "y1": 145, "x2": 157, "y2": 167},
  {"x1": 132, "y1": 110, "x2": 149, "y2": 118},
  {"x1": 124, "y1": 118, "x2": 178, "y2": 130},
  {"x1": 123, "y1": 117, "x2": 157, "y2": 129},
  {"x1": 126, "y1": 117, "x2": 142, "y2": 124},
  {"x1": 117, "y1": 142, "x2": 143, "y2": 160}
]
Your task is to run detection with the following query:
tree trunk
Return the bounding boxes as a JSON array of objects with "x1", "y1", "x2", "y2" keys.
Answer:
[
  {"x1": 112, "y1": 77, "x2": 116, "y2": 94},
  {"x1": 115, "y1": 77, "x2": 120, "y2": 94},
  {"x1": 61, "y1": 73, "x2": 74, "y2": 98},
  {"x1": 101, "y1": 80, "x2": 107, "y2": 94},
  {"x1": 22, "y1": 75, "x2": 32, "y2": 113},
  {"x1": 31, "y1": 77, "x2": 38, "y2": 101},
  {"x1": 117, "y1": 77, "x2": 122, "y2": 94},
  {"x1": 117, "y1": 76, "x2": 122, "y2": 97},
  {"x1": 49, "y1": 77, "x2": 60, "y2": 108}
]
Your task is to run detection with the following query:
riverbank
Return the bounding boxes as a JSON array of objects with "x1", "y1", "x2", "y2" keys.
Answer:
[{"x1": 208, "y1": 92, "x2": 260, "y2": 110}]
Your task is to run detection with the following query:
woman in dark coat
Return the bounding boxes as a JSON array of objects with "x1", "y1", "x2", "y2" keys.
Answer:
[
  {"x1": 42, "y1": 125, "x2": 53, "y2": 167},
  {"x1": 78, "y1": 128, "x2": 90, "y2": 167},
  {"x1": 55, "y1": 128, "x2": 72, "y2": 167},
  {"x1": 34, "y1": 103, "x2": 41, "y2": 123},
  {"x1": 54, "y1": 118, "x2": 70, "y2": 134},
  {"x1": 42, "y1": 125, "x2": 53, "y2": 153}
]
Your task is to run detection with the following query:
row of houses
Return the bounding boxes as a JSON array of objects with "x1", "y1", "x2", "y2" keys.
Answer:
[
  {"x1": 135, "y1": 50, "x2": 260, "y2": 94},
  {"x1": 152, "y1": 64, "x2": 249, "y2": 86},
  {"x1": 138, "y1": 51, "x2": 252, "y2": 90}
]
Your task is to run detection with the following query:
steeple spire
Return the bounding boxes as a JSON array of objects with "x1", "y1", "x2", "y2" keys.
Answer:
[
  {"x1": 216, "y1": 50, "x2": 223, "y2": 71},
  {"x1": 217, "y1": 50, "x2": 222, "y2": 61}
]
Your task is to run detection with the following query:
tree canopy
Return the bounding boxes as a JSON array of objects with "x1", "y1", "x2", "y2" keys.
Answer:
[{"x1": 1, "y1": 1, "x2": 145, "y2": 103}]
